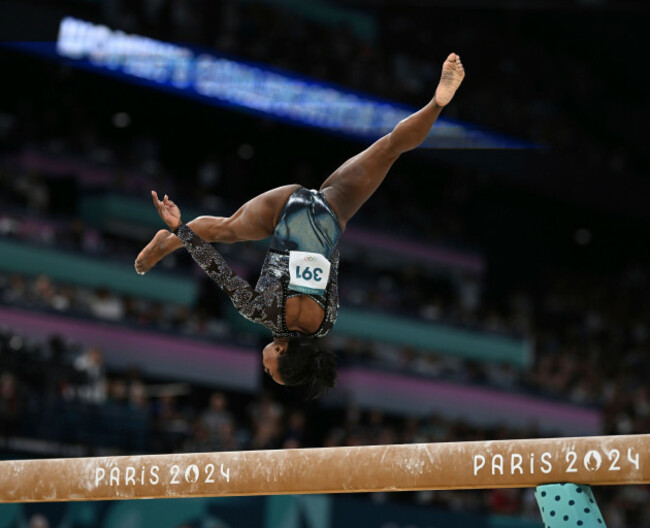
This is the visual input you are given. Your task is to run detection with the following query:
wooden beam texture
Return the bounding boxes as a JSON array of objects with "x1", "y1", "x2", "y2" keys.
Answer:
[{"x1": 1, "y1": 435, "x2": 648, "y2": 503}]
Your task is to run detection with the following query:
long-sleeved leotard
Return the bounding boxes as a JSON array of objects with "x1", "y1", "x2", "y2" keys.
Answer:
[{"x1": 175, "y1": 223, "x2": 339, "y2": 337}]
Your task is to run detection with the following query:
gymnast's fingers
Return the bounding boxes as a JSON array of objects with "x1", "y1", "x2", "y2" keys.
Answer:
[{"x1": 152, "y1": 190, "x2": 162, "y2": 209}]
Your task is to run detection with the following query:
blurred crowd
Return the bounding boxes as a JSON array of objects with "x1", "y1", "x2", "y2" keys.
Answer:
[
  {"x1": 1, "y1": 188, "x2": 648, "y2": 521},
  {"x1": 2, "y1": 26, "x2": 650, "y2": 442},
  {"x1": 1, "y1": 1, "x2": 649, "y2": 526},
  {"x1": 4, "y1": 256, "x2": 650, "y2": 431},
  {"x1": 1, "y1": 328, "x2": 648, "y2": 526},
  {"x1": 2, "y1": 150, "x2": 650, "y2": 428}
]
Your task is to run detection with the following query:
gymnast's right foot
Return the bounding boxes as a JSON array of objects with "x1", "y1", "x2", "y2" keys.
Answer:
[
  {"x1": 135, "y1": 229, "x2": 170, "y2": 275},
  {"x1": 434, "y1": 53, "x2": 465, "y2": 107}
]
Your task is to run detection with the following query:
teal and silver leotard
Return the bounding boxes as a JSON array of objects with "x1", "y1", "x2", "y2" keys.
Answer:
[{"x1": 175, "y1": 187, "x2": 342, "y2": 338}]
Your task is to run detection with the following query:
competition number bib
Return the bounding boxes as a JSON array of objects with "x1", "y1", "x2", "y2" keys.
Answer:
[{"x1": 288, "y1": 251, "x2": 331, "y2": 295}]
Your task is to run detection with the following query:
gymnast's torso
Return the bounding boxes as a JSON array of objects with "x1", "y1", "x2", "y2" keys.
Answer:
[{"x1": 175, "y1": 187, "x2": 342, "y2": 338}]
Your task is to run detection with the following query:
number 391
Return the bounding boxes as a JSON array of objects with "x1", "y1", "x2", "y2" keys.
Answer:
[{"x1": 296, "y1": 266, "x2": 322, "y2": 282}]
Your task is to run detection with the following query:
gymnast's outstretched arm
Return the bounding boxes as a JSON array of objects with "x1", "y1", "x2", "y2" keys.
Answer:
[{"x1": 146, "y1": 192, "x2": 277, "y2": 327}]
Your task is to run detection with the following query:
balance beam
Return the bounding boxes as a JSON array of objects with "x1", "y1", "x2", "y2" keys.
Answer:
[{"x1": 0, "y1": 434, "x2": 648, "y2": 503}]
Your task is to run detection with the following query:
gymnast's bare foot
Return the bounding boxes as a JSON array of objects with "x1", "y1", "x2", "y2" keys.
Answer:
[
  {"x1": 135, "y1": 229, "x2": 170, "y2": 275},
  {"x1": 434, "y1": 53, "x2": 465, "y2": 107}
]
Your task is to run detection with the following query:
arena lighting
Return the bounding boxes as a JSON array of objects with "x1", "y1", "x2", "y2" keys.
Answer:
[
  {"x1": 39, "y1": 17, "x2": 533, "y2": 149},
  {"x1": 0, "y1": 435, "x2": 647, "y2": 502}
]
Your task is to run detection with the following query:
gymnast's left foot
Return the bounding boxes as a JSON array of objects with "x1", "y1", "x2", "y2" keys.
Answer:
[
  {"x1": 434, "y1": 53, "x2": 465, "y2": 107},
  {"x1": 135, "y1": 229, "x2": 170, "y2": 275}
]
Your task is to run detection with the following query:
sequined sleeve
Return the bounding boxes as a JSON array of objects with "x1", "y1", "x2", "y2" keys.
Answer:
[
  {"x1": 322, "y1": 249, "x2": 340, "y2": 335},
  {"x1": 175, "y1": 224, "x2": 276, "y2": 331}
]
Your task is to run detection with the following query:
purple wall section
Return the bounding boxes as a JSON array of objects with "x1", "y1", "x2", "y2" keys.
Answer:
[
  {"x1": 336, "y1": 368, "x2": 602, "y2": 436},
  {"x1": 0, "y1": 306, "x2": 259, "y2": 392}
]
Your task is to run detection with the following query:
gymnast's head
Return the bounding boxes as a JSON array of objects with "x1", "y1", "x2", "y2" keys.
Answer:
[{"x1": 262, "y1": 337, "x2": 337, "y2": 399}]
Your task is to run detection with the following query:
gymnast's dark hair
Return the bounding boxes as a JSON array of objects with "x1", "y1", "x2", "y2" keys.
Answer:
[{"x1": 276, "y1": 337, "x2": 337, "y2": 400}]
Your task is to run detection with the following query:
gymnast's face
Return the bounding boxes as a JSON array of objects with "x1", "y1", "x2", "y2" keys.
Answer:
[{"x1": 263, "y1": 338, "x2": 288, "y2": 385}]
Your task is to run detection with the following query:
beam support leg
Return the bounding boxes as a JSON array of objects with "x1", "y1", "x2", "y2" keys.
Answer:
[{"x1": 534, "y1": 483, "x2": 607, "y2": 528}]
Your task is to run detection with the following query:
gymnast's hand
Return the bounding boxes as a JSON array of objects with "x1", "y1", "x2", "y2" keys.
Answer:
[{"x1": 152, "y1": 190, "x2": 182, "y2": 231}]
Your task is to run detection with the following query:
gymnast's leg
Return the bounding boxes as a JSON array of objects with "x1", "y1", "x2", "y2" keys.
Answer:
[
  {"x1": 320, "y1": 53, "x2": 465, "y2": 228},
  {"x1": 134, "y1": 184, "x2": 300, "y2": 274}
]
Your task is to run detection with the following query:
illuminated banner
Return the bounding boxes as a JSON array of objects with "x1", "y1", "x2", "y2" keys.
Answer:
[{"x1": 10, "y1": 17, "x2": 534, "y2": 149}]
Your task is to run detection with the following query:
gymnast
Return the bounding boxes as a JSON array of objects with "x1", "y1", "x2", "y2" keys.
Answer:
[{"x1": 135, "y1": 53, "x2": 465, "y2": 398}]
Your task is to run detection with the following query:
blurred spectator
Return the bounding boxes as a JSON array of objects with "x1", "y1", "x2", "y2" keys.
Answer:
[
  {"x1": 488, "y1": 488, "x2": 521, "y2": 515},
  {"x1": 0, "y1": 372, "x2": 20, "y2": 437},
  {"x1": 200, "y1": 392, "x2": 232, "y2": 439},
  {"x1": 73, "y1": 346, "x2": 107, "y2": 403},
  {"x1": 129, "y1": 380, "x2": 150, "y2": 411},
  {"x1": 89, "y1": 288, "x2": 125, "y2": 321},
  {"x1": 28, "y1": 514, "x2": 50, "y2": 528},
  {"x1": 283, "y1": 410, "x2": 306, "y2": 448},
  {"x1": 153, "y1": 389, "x2": 191, "y2": 452}
]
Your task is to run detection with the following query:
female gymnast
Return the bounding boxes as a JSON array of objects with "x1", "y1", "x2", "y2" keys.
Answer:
[{"x1": 135, "y1": 53, "x2": 465, "y2": 398}]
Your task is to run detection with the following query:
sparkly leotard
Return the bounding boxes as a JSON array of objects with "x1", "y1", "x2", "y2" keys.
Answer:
[{"x1": 175, "y1": 187, "x2": 342, "y2": 337}]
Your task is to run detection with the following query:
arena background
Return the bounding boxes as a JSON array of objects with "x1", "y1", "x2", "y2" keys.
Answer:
[{"x1": 1, "y1": 0, "x2": 649, "y2": 526}]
